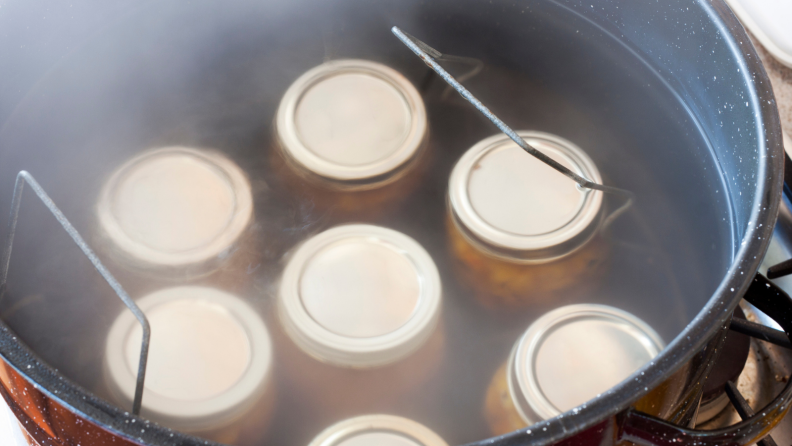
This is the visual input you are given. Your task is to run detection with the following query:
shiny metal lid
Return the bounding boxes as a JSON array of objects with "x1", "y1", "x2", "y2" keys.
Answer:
[
  {"x1": 105, "y1": 286, "x2": 272, "y2": 430},
  {"x1": 278, "y1": 224, "x2": 441, "y2": 368},
  {"x1": 97, "y1": 146, "x2": 253, "y2": 269},
  {"x1": 308, "y1": 415, "x2": 448, "y2": 446},
  {"x1": 276, "y1": 59, "x2": 427, "y2": 184},
  {"x1": 448, "y1": 131, "x2": 603, "y2": 262},
  {"x1": 509, "y1": 304, "x2": 664, "y2": 423}
]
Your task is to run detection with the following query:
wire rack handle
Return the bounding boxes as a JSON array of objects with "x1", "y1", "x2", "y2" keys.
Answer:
[
  {"x1": 392, "y1": 27, "x2": 634, "y2": 229},
  {"x1": 0, "y1": 171, "x2": 149, "y2": 415}
]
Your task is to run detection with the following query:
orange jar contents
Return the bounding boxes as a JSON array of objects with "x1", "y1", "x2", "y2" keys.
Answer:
[
  {"x1": 447, "y1": 131, "x2": 608, "y2": 307},
  {"x1": 276, "y1": 224, "x2": 443, "y2": 418},
  {"x1": 273, "y1": 59, "x2": 428, "y2": 220},
  {"x1": 103, "y1": 286, "x2": 274, "y2": 445},
  {"x1": 95, "y1": 146, "x2": 258, "y2": 293},
  {"x1": 484, "y1": 304, "x2": 664, "y2": 436},
  {"x1": 308, "y1": 415, "x2": 448, "y2": 446}
]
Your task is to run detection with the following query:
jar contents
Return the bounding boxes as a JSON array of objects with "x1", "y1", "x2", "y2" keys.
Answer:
[
  {"x1": 308, "y1": 415, "x2": 448, "y2": 446},
  {"x1": 96, "y1": 146, "x2": 256, "y2": 284},
  {"x1": 447, "y1": 131, "x2": 608, "y2": 307},
  {"x1": 484, "y1": 304, "x2": 664, "y2": 435},
  {"x1": 273, "y1": 59, "x2": 428, "y2": 219},
  {"x1": 103, "y1": 286, "x2": 274, "y2": 445},
  {"x1": 276, "y1": 224, "x2": 443, "y2": 417}
]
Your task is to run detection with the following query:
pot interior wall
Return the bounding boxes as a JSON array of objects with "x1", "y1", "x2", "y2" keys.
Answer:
[{"x1": 0, "y1": 0, "x2": 737, "y2": 444}]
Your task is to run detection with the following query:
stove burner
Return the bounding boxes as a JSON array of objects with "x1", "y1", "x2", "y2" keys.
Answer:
[
  {"x1": 697, "y1": 307, "x2": 751, "y2": 423},
  {"x1": 693, "y1": 272, "x2": 792, "y2": 446}
]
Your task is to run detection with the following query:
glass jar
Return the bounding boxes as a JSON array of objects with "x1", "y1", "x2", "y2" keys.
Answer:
[
  {"x1": 273, "y1": 59, "x2": 428, "y2": 220},
  {"x1": 484, "y1": 304, "x2": 664, "y2": 435},
  {"x1": 103, "y1": 286, "x2": 274, "y2": 445},
  {"x1": 447, "y1": 131, "x2": 607, "y2": 307},
  {"x1": 308, "y1": 415, "x2": 448, "y2": 446},
  {"x1": 276, "y1": 224, "x2": 443, "y2": 417},
  {"x1": 96, "y1": 146, "x2": 257, "y2": 291}
]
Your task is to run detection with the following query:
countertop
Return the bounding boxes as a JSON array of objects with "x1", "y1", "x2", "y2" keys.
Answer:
[{"x1": 750, "y1": 31, "x2": 792, "y2": 136}]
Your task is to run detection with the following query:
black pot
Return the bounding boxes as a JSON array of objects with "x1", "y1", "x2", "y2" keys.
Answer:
[{"x1": 0, "y1": 0, "x2": 786, "y2": 445}]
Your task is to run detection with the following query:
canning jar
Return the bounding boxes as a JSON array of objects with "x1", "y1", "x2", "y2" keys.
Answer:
[
  {"x1": 308, "y1": 415, "x2": 448, "y2": 446},
  {"x1": 273, "y1": 59, "x2": 428, "y2": 219},
  {"x1": 276, "y1": 224, "x2": 443, "y2": 417},
  {"x1": 96, "y1": 146, "x2": 257, "y2": 289},
  {"x1": 447, "y1": 131, "x2": 607, "y2": 307},
  {"x1": 484, "y1": 304, "x2": 664, "y2": 435},
  {"x1": 104, "y1": 286, "x2": 274, "y2": 445}
]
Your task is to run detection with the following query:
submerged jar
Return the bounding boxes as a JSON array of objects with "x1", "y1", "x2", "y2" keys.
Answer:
[
  {"x1": 484, "y1": 304, "x2": 664, "y2": 435},
  {"x1": 308, "y1": 415, "x2": 448, "y2": 446},
  {"x1": 277, "y1": 224, "x2": 443, "y2": 417},
  {"x1": 96, "y1": 146, "x2": 257, "y2": 288},
  {"x1": 447, "y1": 131, "x2": 607, "y2": 307},
  {"x1": 273, "y1": 59, "x2": 428, "y2": 219},
  {"x1": 103, "y1": 286, "x2": 274, "y2": 445}
]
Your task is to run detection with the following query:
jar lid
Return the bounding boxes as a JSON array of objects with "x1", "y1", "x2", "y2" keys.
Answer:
[
  {"x1": 97, "y1": 146, "x2": 253, "y2": 269},
  {"x1": 276, "y1": 59, "x2": 427, "y2": 183},
  {"x1": 509, "y1": 304, "x2": 664, "y2": 423},
  {"x1": 448, "y1": 131, "x2": 603, "y2": 262},
  {"x1": 308, "y1": 415, "x2": 448, "y2": 446},
  {"x1": 104, "y1": 287, "x2": 272, "y2": 431},
  {"x1": 278, "y1": 224, "x2": 441, "y2": 368}
]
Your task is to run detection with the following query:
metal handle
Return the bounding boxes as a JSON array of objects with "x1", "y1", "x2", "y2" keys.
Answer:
[
  {"x1": 620, "y1": 273, "x2": 792, "y2": 446},
  {"x1": 392, "y1": 27, "x2": 634, "y2": 229},
  {"x1": 0, "y1": 171, "x2": 150, "y2": 415},
  {"x1": 392, "y1": 27, "x2": 630, "y2": 196}
]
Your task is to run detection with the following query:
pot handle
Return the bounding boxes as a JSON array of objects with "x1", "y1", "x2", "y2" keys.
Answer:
[{"x1": 620, "y1": 273, "x2": 792, "y2": 446}]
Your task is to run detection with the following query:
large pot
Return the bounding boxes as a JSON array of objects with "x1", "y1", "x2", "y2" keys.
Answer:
[{"x1": 0, "y1": 0, "x2": 786, "y2": 445}]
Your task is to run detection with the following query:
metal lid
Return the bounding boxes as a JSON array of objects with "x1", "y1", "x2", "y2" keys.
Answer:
[
  {"x1": 276, "y1": 59, "x2": 427, "y2": 183},
  {"x1": 278, "y1": 224, "x2": 441, "y2": 368},
  {"x1": 508, "y1": 304, "x2": 664, "y2": 423},
  {"x1": 97, "y1": 146, "x2": 253, "y2": 269},
  {"x1": 104, "y1": 286, "x2": 272, "y2": 430},
  {"x1": 307, "y1": 415, "x2": 448, "y2": 446},
  {"x1": 448, "y1": 131, "x2": 603, "y2": 262}
]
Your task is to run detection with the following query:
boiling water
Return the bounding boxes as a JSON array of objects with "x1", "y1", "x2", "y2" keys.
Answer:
[{"x1": 0, "y1": 0, "x2": 733, "y2": 445}]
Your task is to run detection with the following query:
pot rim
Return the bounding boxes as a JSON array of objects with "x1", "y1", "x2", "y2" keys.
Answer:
[{"x1": 0, "y1": 1, "x2": 784, "y2": 445}]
